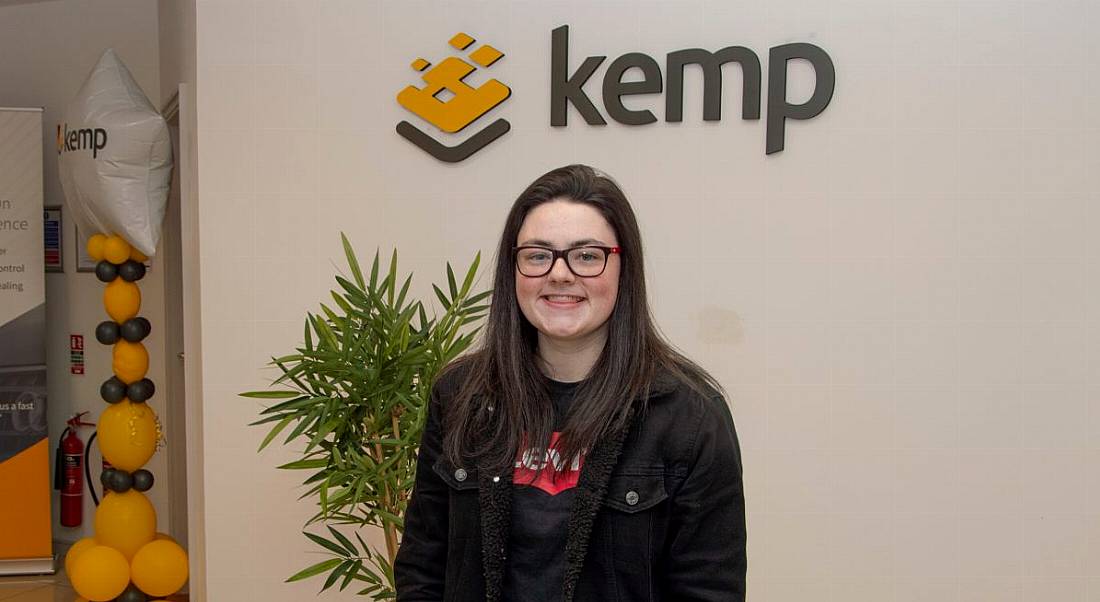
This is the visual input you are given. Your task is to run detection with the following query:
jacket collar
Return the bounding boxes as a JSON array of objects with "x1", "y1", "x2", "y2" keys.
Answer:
[
  {"x1": 477, "y1": 460, "x2": 513, "y2": 602},
  {"x1": 560, "y1": 418, "x2": 631, "y2": 602}
]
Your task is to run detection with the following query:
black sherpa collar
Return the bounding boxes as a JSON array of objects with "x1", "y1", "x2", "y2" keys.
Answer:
[
  {"x1": 477, "y1": 459, "x2": 513, "y2": 601},
  {"x1": 560, "y1": 419, "x2": 631, "y2": 602}
]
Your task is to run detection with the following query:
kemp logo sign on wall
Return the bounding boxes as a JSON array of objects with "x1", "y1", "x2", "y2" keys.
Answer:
[
  {"x1": 396, "y1": 26, "x2": 835, "y2": 163},
  {"x1": 396, "y1": 32, "x2": 512, "y2": 163}
]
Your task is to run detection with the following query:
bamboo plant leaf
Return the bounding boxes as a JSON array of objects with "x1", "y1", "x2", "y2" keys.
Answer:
[
  {"x1": 432, "y1": 284, "x2": 451, "y2": 310},
  {"x1": 257, "y1": 415, "x2": 294, "y2": 452},
  {"x1": 446, "y1": 262, "x2": 457, "y2": 299},
  {"x1": 304, "y1": 531, "x2": 349, "y2": 557},
  {"x1": 394, "y1": 273, "x2": 413, "y2": 312},
  {"x1": 341, "y1": 232, "x2": 365, "y2": 288},
  {"x1": 328, "y1": 525, "x2": 358, "y2": 555},
  {"x1": 369, "y1": 249, "x2": 380, "y2": 292},
  {"x1": 286, "y1": 558, "x2": 343, "y2": 583},
  {"x1": 459, "y1": 252, "x2": 481, "y2": 297},
  {"x1": 322, "y1": 560, "x2": 351, "y2": 592},
  {"x1": 387, "y1": 249, "x2": 398, "y2": 306},
  {"x1": 240, "y1": 390, "x2": 301, "y2": 399}
]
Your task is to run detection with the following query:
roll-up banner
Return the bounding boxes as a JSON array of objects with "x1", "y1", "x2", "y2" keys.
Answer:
[{"x1": 0, "y1": 107, "x2": 52, "y2": 575}]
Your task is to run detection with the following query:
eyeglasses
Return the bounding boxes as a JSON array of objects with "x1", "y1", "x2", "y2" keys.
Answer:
[{"x1": 513, "y1": 245, "x2": 621, "y2": 278}]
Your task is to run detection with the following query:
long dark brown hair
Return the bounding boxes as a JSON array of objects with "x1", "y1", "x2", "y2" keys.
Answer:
[{"x1": 441, "y1": 164, "x2": 722, "y2": 473}]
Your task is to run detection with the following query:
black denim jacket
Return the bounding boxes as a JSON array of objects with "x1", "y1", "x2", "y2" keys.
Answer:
[{"x1": 394, "y1": 366, "x2": 746, "y2": 602}]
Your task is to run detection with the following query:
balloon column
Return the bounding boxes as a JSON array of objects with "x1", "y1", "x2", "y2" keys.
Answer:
[{"x1": 63, "y1": 233, "x2": 188, "y2": 602}]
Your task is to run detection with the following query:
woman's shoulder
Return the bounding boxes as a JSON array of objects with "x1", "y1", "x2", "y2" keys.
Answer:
[
  {"x1": 646, "y1": 364, "x2": 735, "y2": 440},
  {"x1": 627, "y1": 367, "x2": 736, "y2": 473},
  {"x1": 430, "y1": 355, "x2": 480, "y2": 399},
  {"x1": 648, "y1": 364, "x2": 726, "y2": 412}
]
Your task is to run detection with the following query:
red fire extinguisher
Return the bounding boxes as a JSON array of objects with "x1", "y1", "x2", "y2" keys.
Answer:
[{"x1": 54, "y1": 412, "x2": 95, "y2": 527}]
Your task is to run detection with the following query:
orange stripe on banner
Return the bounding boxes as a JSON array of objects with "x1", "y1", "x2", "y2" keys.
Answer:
[{"x1": 0, "y1": 439, "x2": 53, "y2": 559}]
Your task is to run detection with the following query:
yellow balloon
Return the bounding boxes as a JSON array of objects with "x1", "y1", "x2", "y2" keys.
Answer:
[
  {"x1": 69, "y1": 544, "x2": 130, "y2": 601},
  {"x1": 94, "y1": 490, "x2": 156, "y2": 561},
  {"x1": 103, "y1": 235, "x2": 132, "y2": 264},
  {"x1": 130, "y1": 247, "x2": 148, "y2": 262},
  {"x1": 65, "y1": 537, "x2": 98, "y2": 576},
  {"x1": 104, "y1": 278, "x2": 141, "y2": 323},
  {"x1": 131, "y1": 539, "x2": 189, "y2": 597},
  {"x1": 86, "y1": 234, "x2": 107, "y2": 262},
  {"x1": 97, "y1": 400, "x2": 158, "y2": 472},
  {"x1": 155, "y1": 531, "x2": 176, "y2": 543},
  {"x1": 112, "y1": 340, "x2": 149, "y2": 384}
]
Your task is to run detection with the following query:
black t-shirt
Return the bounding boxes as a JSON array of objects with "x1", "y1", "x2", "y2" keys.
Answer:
[{"x1": 502, "y1": 378, "x2": 584, "y2": 602}]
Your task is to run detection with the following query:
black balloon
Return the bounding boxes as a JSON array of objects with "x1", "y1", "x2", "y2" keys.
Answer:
[
  {"x1": 94, "y1": 260, "x2": 118, "y2": 283},
  {"x1": 100, "y1": 377, "x2": 127, "y2": 404},
  {"x1": 132, "y1": 469, "x2": 154, "y2": 492},
  {"x1": 120, "y1": 317, "x2": 151, "y2": 343},
  {"x1": 127, "y1": 379, "x2": 155, "y2": 403},
  {"x1": 108, "y1": 469, "x2": 133, "y2": 493},
  {"x1": 100, "y1": 468, "x2": 115, "y2": 490},
  {"x1": 95, "y1": 321, "x2": 121, "y2": 345},
  {"x1": 116, "y1": 584, "x2": 147, "y2": 602},
  {"x1": 118, "y1": 260, "x2": 146, "y2": 282}
]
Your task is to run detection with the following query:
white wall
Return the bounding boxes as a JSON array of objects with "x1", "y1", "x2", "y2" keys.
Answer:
[
  {"x1": 194, "y1": 1, "x2": 1100, "y2": 600},
  {"x1": 158, "y1": 0, "x2": 204, "y2": 597},
  {"x1": 0, "y1": 0, "x2": 170, "y2": 545}
]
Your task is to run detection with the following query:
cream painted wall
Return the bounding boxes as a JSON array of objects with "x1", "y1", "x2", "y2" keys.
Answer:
[
  {"x1": 0, "y1": 0, "x2": 172, "y2": 546},
  {"x1": 158, "y1": 0, "x2": 204, "y2": 597},
  {"x1": 194, "y1": 1, "x2": 1100, "y2": 600}
]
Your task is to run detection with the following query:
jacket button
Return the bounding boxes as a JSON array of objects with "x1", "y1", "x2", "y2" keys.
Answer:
[
  {"x1": 454, "y1": 468, "x2": 467, "y2": 482},
  {"x1": 492, "y1": 476, "x2": 500, "y2": 483},
  {"x1": 625, "y1": 490, "x2": 640, "y2": 506}
]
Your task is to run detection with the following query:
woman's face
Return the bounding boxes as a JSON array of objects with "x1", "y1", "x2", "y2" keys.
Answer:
[{"x1": 514, "y1": 199, "x2": 621, "y2": 347}]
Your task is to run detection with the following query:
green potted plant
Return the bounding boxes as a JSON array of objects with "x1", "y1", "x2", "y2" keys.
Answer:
[{"x1": 241, "y1": 234, "x2": 489, "y2": 598}]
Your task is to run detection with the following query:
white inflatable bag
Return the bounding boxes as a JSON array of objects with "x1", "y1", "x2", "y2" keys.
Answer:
[{"x1": 58, "y1": 49, "x2": 172, "y2": 257}]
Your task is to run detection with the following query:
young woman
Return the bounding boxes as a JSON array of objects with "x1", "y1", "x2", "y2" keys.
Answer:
[{"x1": 394, "y1": 165, "x2": 746, "y2": 602}]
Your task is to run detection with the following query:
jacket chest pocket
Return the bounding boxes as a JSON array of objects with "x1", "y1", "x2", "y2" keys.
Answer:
[
  {"x1": 604, "y1": 474, "x2": 669, "y2": 513},
  {"x1": 600, "y1": 473, "x2": 669, "y2": 561},
  {"x1": 433, "y1": 459, "x2": 480, "y2": 541},
  {"x1": 592, "y1": 474, "x2": 670, "y2": 600}
]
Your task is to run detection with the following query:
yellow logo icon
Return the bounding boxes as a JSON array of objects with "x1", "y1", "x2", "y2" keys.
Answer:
[{"x1": 396, "y1": 32, "x2": 512, "y2": 162}]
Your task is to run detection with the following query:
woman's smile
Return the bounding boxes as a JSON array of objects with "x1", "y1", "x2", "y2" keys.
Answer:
[{"x1": 541, "y1": 294, "x2": 586, "y2": 307}]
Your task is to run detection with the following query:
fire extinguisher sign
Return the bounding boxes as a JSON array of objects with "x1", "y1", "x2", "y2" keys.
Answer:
[{"x1": 70, "y1": 334, "x2": 84, "y2": 375}]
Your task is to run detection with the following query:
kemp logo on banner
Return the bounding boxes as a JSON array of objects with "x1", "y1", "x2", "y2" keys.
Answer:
[
  {"x1": 396, "y1": 32, "x2": 512, "y2": 163},
  {"x1": 396, "y1": 25, "x2": 836, "y2": 163}
]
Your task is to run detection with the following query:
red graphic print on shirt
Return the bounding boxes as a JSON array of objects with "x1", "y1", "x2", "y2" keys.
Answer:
[{"x1": 513, "y1": 432, "x2": 584, "y2": 496}]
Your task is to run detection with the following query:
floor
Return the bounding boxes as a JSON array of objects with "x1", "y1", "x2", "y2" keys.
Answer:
[
  {"x1": 0, "y1": 554, "x2": 187, "y2": 601},
  {"x1": 0, "y1": 572, "x2": 79, "y2": 602}
]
